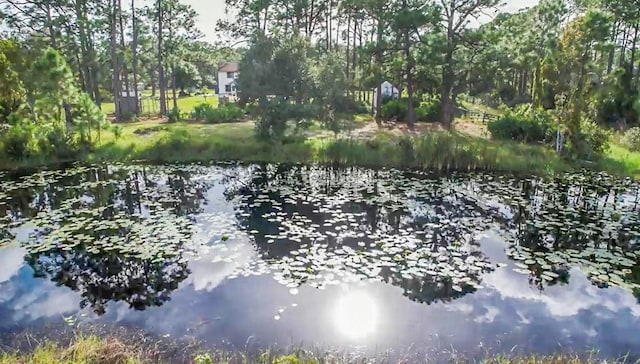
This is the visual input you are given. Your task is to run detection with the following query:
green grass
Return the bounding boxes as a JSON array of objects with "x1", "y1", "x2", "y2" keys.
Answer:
[
  {"x1": 2, "y1": 119, "x2": 640, "y2": 178},
  {"x1": 101, "y1": 95, "x2": 219, "y2": 115},
  {"x1": 0, "y1": 334, "x2": 632, "y2": 364},
  {"x1": 83, "y1": 121, "x2": 570, "y2": 174},
  {"x1": 600, "y1": 143, "x2": 640, "y2": 177}
]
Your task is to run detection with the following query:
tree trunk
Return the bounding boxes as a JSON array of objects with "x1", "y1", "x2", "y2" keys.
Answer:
[
  {"x1": 440, "y1": 3, "x2": 455, "y2": 128},
  {"x1": 607, "y1": 21, "x2": 619, "y2": 74},
  {"x1": 403, "y1": 0, "x2": 414, "y2": 130},
  {"x1": 132, "y1": 0, "x2": 140, "y2": 115},
  {"x1": 118, "y1": 0, "x2": 131, "y2": 99},
  {"x1": 75, "y1": 0, "x2": 94, "y2": 99},
  {"x1": 375, "y1": 16, "x2": 383, "y2": 126},
  {"x1": 110, "y1": 0, "x2": 121, "y2": 120},
  {"x1": 158, "y1": 0, "x2": 167, "y2": 115},
  {"x1": 345, "y1": 13, "x2": 351, "y2": 88},
  {"x1": 352, "y1": 19, "x2": 357, "y2": 76},
  {"x1": 620, "y1": 26, "x2": 629, "y2": 67},
  {"x1": 45, "y1": 3, "x2": 58, "y2": 48},
  {"x1": 171, "y1": 64, "x2": 178, "y2": 110},
  {"x1": 630, "y1": 22, "x2": 639, "y2": 87}
]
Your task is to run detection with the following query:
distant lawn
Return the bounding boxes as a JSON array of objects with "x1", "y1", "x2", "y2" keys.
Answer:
[
  {"x1": 599, "y1": 144, "x2": 640, "y2": 177},
  {"x1": 100, "y1": 94, "x2": 219, "y2": 115}
]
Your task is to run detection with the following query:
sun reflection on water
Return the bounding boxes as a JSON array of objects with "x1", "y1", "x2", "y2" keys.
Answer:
[{"x1": 333, "y1": 291, "x2": 379, "y2": 340}]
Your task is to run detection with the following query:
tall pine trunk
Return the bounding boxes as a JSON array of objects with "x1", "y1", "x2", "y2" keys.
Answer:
[
  {"x1": 158, "y1": 0, "x2": 167, "y2": 115},
  {"x1": 110, "y1": 0, "x2": 121, "y2": 120},
  {"x1": 440, "y1": 3, "x2": 455, "y2": 128},
  {"x1": 132, "y1": 0, "x2": 140, "y2": 115},
  {"x1": 172, "y1": 64, "x2": 178, "y2": 110},
  {"x1": 118, "y1": 0, "x2": 131, "y2": 98},
  {"x1": 403, "y1": 0, "x2": 414, "y2": 130},
  {"x1": 375, "y1": 16, "x2": 383, "y2": 126}
]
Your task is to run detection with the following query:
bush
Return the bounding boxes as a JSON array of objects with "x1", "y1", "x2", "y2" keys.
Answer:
[
  {"x1": 255, "y1": 100, "x2": 316, "y2": 141},
  {"x1": 167, "y1": 107, "x2": 182, "y2": 123},
  {"x1": 567, "y1": 119, "x2": 610, "y2": 159},
  {"x1": 2, "y1": 122, "x2": 34, "y2": 159},
  {"x1": 190, "y1": 103, "x2": 244, "y2": 124},
  {"x1": 382, "y1": 99, "x2": 407, "y2": 121},
  {"x1": 382, "y1": 98, "x2": 437, "y2": 122},
  {"x1": 488, "y1": 107, "x2": 556, "y2": 143},
  {"x1": 415, "y1": 100, "x2": 439, "y2": 122},
  {"x1": 330, "y1": 96, "x2": 368, "y2": 114},
  {"x1": 622, "y1": 127, "x2": 640, "y2": 152}
]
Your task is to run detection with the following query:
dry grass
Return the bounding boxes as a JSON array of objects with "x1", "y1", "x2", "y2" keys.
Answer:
[
  {"x1": 0, "y1": 335, "x2": 145, "y2": 364},
  {"x1": 1, "y1": 333, "x2": 637, "y2": 364},
  {"x1": 479, "y1": 353, "x2": 637, "y2": 364}
]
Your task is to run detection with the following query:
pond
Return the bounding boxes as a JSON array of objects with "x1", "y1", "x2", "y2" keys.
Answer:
[{"x1": 1, "y1": 163, "x2": 640, "y2": 361}]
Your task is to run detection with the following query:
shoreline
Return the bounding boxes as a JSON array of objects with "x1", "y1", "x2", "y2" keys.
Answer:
[
  {"x1": 2, "y1": 120, "x2": 638, "y2": 178},
  {"x1": 0, "y1": 329, "x2": 634, "y2": 364}
]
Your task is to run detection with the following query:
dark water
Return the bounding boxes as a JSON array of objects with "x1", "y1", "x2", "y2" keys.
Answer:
[{"x1": 1, "y1": 163, "x2": 640, "y2": 360}]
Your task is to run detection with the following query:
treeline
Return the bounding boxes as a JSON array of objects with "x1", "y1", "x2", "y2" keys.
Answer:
[
  {"x1": 224, "y1": 0, "x2": 640, "y2": 154},
  {"x1": 1, "y1": 0, "x2": 241, "y2": 120}
]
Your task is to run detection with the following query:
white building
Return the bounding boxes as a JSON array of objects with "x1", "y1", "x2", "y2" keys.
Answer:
[
  {"x1": 217, "y1": 62, "x2": 239, "y2": 97},
  {"x1": 372, "y1": 81, "x2": 400, "y2": 114}
]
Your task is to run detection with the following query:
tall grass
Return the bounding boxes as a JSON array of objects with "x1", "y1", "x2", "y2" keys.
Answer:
[
  {"x1": 0, "y1": 120, "x2": 636, "y2": 177},
  {"x1": 0, "y1": 334, "x2": 634, "y2": 364}
]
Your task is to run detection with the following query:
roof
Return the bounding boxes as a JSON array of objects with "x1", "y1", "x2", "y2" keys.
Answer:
[{"x1": 218, "y1": 62, "x2": 239, "y2": 72}]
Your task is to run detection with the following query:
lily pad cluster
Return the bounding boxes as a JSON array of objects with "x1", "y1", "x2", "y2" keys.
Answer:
[
  {"x1": 2, "y1": 164, "x2": 640, "y2": 312},
  {"x1": 468, "y1": 172, "x2": 640, "y2": 293},
  {"x1": 223, "y1": 165, "x2": 499, "y2": 303}
]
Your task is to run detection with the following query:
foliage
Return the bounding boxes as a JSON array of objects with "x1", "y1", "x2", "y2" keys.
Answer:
[
  {"x1": 255, "y1": 99, "x2": 317, "y2": 141},
  {"x1": 416, "y1": 99, "x2": 440, "y2": 122},
  {"x1": 191, "y1": 103, "x2": 244, "y2": 123},
  {"x1": 566, "y1": 119, "x2": 611, "y2": 160},
  {"x1": 488, "y1": 107, "x2": 557, "y2": 143},
  {"x1": 383, "y1": 98, "x2": 439, "y2": 123},
  {"x1": 382, "y1": 99, "x2": 408, "y2": 121},
  {"x1": 238, "y1": 33, "x2": 313, "y2": 104},
  {"x1": 167, "y1": 107, "x2": 183, "y2": 123},
  {"x1": 622, "y1": 128, "x2": 640, "y2": 152},
  {"x1": 0, "y1": 49, "x2": 108, "y2": 161}
]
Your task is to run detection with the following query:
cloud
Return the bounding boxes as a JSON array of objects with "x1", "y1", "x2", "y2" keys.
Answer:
[
  {"x1": 484, "y1": 267, "x2": 640, "y2": 318},
  {"x1": 0, "y1": 247, "x2": 25, "y2": 284}
]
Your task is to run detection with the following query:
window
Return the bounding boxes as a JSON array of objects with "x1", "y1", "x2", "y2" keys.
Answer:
[
  {"x1": 227, "y1": 72, "x2": 235, "y2": 79},
  {"x1": 225, "y1": 84, "x2": 232, "y2": 92}
]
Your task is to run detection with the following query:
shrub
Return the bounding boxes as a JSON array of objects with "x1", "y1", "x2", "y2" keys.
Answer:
[
  {"x1": 622, "y1": 127, "x2": 640, "y2": 152},
  {"x1": 167, "y1": 107, "x2": 182, "y2": 123},
  {"x1": 191, "y1": 103, "x2": 216, "y2": 120},
  {"x1": 330, "y1": 95, "x2": 368, "y2": 114},
  {"x1": 570, "y1": 119, "x2": 610, "y2": 159},
  {"x1": 488, "y1": 107, "x2": 556, "y2": 143},
  {"x1": 415, "y1": 100, "x2": 439, "y2": 122},
  {"x1": 382, "y1": 98, "x2": 436, "y2": 122},
  {"x1": 381, "y1": 99, "x2": 407, "y2": 121},
  {"x1": 112, "y1": 125, "x2": 124, "y2": 140},
  {"x1": 191, "y1": 103, "x2": 244, "y2": 124},
  {"x1": 255, "y1": 100, "x2": 316, "y2": 141},
  {"x1": 2, "y1": 122, "x2": 34, "y2": 159}
]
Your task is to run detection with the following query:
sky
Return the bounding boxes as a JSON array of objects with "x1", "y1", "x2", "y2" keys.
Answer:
[{"x1": 182, "y1": 0, "x2": 542, "y2": 44}]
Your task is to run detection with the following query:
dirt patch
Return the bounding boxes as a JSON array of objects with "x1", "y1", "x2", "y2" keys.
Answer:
[
  {"x1": 454, "y1": 121, "x2": 490, "y2": 139},
  {"x1": 347, "y1": 120, "x2": 489, "y2": 139}
]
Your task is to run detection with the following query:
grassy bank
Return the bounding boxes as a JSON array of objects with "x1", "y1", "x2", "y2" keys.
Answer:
[
  {"x1": 1, "y1": 119, "x2": 639, "y2": 177},
  {"x1": 0, "y1": 334, "x2": 632, "y2": 364}
]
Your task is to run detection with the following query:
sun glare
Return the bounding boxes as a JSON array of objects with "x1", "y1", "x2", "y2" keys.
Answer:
[{"x1": 333, "y1": 291, "x2": 378, "y2": 340}]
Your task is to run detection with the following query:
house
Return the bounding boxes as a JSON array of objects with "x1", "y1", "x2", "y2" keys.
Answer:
[
  {"x1": 372, "y1": 81, "x2": 399, "y2": 114},
  {"x1": 217, "y1": 62, "x2": 239, "y2": 97}
]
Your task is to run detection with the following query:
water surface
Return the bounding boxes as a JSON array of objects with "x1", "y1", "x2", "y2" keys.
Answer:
[{"x1": 1, "y1": 164, "x2": 639, "y2": 360}]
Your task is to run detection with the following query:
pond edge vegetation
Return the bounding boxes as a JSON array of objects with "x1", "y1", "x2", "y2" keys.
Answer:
[{"x1": 0, "y1": 333, "x2": 636, "y2": 364}]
